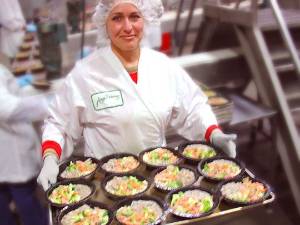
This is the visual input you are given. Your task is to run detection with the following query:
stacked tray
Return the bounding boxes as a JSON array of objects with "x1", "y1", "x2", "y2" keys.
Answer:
[
  {"x1": 11, "y1": 32, "x2": 50, "y2": 89},
  {"x1": 47, "y1": 143, "x2": 275, "y2": 225},
  {"x1": 197, "y1": 82, "x2": 233, "y2": 124}
]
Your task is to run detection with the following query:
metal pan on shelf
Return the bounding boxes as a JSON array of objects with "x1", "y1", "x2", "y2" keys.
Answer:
[
  {"x1": 24, "y1": 33, "x2": 34, "y2": 42},
  {"x1": 15, "y1": 52, "x2": 30, "y2": 61},
  {"x1": 31, "y1": 79, "x2": 51, "y2": 89},
  {"x1": 12, "y1": 66, "x2": 28, "y2": 76},
  {"x1": 208, "y1": 96, "x2": 231, "y2": 107},
  {"x1": 30, "y1": 63, "x2": 44, "y2": 74}
]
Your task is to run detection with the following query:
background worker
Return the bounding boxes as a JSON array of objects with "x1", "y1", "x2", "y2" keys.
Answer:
[{"x1": 0, "y1": 64, "x2": 49, "y2": 225}]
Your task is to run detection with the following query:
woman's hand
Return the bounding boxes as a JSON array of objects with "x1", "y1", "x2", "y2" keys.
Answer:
[
  {"x1": 37, "y1": 154, "x2": 59, "y2": 191},
  {"x1": 210, "y1": 130, "x2": 237, "y2": 157}
]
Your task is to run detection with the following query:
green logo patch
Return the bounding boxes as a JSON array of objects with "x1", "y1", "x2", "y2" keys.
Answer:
[{"x1": 91, "y1": 90, "x2": 124, "y2": 111}]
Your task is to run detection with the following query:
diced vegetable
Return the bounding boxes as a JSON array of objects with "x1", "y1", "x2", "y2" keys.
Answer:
[
  {"x1": 154, "y1": 165, "x2": 195, "y2": 190},
  {"x1": 202, "y1": 159, "x2": 241, "y2": 179},
  {"x1": 61, "y1": 204, "x2": 109, "y2": 225},
  {"x1": 170, "y1": 190, "x2": 213, "y2": 216},
  {"x1": 221, "y1": 177, "x2": 267, "y2": 203},
  {"x1": 117, "y1": 203, "x2": 159, "y2": 225},
  {"x1": 61, "y1": 159, "x2": 97, "y2": 178},
  {"x1": 183, "y1": 144, "x2": 216, "y2": 160},
  {"x1": 102, "y1": 156, "x2": 140, "y2": 173},
  {"x1": 143, "y1": 148, "x2": 178, "y2": 166},
  {"x1": 105, "y1": 176, "x2": 148, "y2": 196}
]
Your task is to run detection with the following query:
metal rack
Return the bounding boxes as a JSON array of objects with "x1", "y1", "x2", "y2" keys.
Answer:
[{"x1": 188, "y1": 0, "x2": 300, "y2": 214}]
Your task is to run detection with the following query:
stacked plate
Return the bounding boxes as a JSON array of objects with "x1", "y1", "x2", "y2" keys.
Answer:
[{"x1": 200, "y1": 83, "x2": 233, "y2": 125}]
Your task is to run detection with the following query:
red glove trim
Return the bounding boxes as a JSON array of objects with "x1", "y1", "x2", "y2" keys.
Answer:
[
  {"x1": 42, "y1": 140, "x2": 62, "y2": 158},
  {"x1": 205, "y1": 125, "x2": 221, "y2": 143}
]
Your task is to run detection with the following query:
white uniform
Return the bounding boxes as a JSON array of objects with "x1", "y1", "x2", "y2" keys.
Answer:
[
  {"x1": 43, "y1": 47, "x2": 217, "y2": 159},
  {"x1": 0, "y1": 0, "x2": 26, "y2": 58},
  {"x1": 0, "y1": 65, "x2": 45, "y2": 183}
]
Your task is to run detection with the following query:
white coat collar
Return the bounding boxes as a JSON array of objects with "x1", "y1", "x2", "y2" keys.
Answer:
[{"x1": 102, "y1": 46, "x2": 165, "y2": 138}]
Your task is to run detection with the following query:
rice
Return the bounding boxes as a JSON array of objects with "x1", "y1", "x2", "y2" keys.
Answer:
[
  {"x1": 221, "y1": 177, "x2": 267, "y2": 203},
  {"x1": 116, "y1": 200, "x2": 163, "y2": 225},
  {"x1": 49, "y1": 184, "x2": 91, "y2": 205},
  {"x1": 143, "y1": 148, "x2": 179, "y2": 166},
  {"x1": 60, "y1": 158, "x2": 97, "y2": 178},
  {"x1": 105, "y1": 176, "x2": 148, "y2": 196},
  {"x1": 202, "y1": 159, "x2": 241, "y2": 179},
  {"x1": 170, "y1": 190, "x2": 214, "y2": 217},
  {"x1": 154, "y1": 165, "x2": 195, "y2": 190},
  {"x1": 102, "y1": 156, "x2": 139, "y2": 173},
  {"x1": 61, "y1": 204, "x2": 109, "y2": 225},
  {"x1": 183, "y1": 144, "x2": 216, "y2": 160}
]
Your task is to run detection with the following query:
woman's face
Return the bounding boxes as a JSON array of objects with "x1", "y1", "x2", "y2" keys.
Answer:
[{"x1": 106, "y1": 3, "x2": 144, "y2": 52}]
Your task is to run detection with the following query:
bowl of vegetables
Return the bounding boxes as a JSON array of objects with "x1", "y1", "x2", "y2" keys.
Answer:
[
  {"x1": 46, "y1": 179, "x2": 95, "y2": 208},
  {"x1": 114, "y1": 195, "x2": 167, "y2": 225},
  {"x1": 178, "y1": 141, "x2": 220, "y2": 165},
  {"x1": 218, "y1": 175, "x2": 271, "y2": 205},
  {"x1": 98, "y1": 153, "x2": 141, "y2": 175},
  {"x1": 58, "y1": 157, "x2": 99, "y2": 181},
  {"x1": 152, "y1": 164, "x2": 199, "y2": 192},
  {"x1": 165, "y1": 186, "x2": 219, "y2": 219},
  {"x1": 198, "y1": 156, "x2": 245, "y2": 183},
  {"x1": 101, "y1": 173, "x2": 151, "y2": 200},
  {"x1": 57, "y1": 200, "x2": 113, "y2": 225},
  {"x1": 139, "y1": 146, "x2": 183, "y2": 170}
]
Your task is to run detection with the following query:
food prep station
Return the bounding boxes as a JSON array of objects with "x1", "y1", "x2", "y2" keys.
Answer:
[{"x1": 5, "y1": 0, "x2": 300, "y2": 223}]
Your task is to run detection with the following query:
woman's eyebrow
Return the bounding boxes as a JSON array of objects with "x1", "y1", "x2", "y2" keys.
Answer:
[
  {"x1": 111, "y1": 10, "x2": 140, "y2": 15},
  {"x1": 110, "y1": 12, "x2": 123, "y2": 16}
]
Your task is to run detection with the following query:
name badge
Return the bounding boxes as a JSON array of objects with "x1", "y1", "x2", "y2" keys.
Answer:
[{"x1": 91, "y1": 90, "x2": 124, "y2": 111}]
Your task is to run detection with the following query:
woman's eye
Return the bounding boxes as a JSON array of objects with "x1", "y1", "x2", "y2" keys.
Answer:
[
  {"x1": 112, "y1": 16, "x2": 122, "y2": 21},
  {"x1": 130, "y1": 14, "x2": 141, "y2": 21}
]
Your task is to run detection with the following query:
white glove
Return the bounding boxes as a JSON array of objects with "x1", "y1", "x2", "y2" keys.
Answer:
[
  {"x1": 210, "y1": 129, "x2": 237, "y2": 157},
  {"x1": 37, "y1": 154, "x2": 59, "y2": 191}
]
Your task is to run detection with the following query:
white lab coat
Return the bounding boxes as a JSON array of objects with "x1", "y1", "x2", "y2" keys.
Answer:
[
  {"x1": 43, "y1": 47, "x2": 218, "y2": 160},
  {"x1": 0, "y1": 0, "x2": 25, "y2": 58},
  {"x1": 0, "y1": 65, "x2": 45, "y2": 183}
]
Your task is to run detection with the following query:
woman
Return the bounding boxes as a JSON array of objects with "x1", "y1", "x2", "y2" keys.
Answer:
[{"x1": 38, "y1": 0, "x2": 237, "y2": 191}]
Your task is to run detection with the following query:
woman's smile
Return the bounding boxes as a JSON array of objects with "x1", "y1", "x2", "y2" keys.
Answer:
[{"x1": 120, "y1": 35, "x2": 136, "y2": 40}]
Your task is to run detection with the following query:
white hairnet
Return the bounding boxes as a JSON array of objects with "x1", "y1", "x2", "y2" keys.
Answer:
[{"x1": 93, "y1": 0, "x2": 164, "y2": 47}]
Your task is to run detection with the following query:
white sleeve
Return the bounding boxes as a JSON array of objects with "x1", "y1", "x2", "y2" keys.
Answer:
[
  {"x1": 168, "y1": 62, "x2": 218, "y2": 141},
  {"x1": 0, "y1": 0, "x2": 25, "y2": 31},
  {"x1": 9, "y1": 95, "x2": 49, "y2": 122},
  {"x1": 0, "y1": 65, "x2": 49, "y2": 122},
  {"x1": 42, "y1": 66, "x2": 84, "y2": 160},
  {"x1": 0, "y1": 79, "x2": 21, "y2": 121}
]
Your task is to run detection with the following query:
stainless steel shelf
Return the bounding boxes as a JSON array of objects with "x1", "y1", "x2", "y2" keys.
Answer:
[{"x1": 228, "y1": 94, "x2": 277, "y2": 126}]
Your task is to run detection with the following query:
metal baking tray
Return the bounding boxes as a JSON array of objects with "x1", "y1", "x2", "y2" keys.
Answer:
[{"x1": 48, "y1": 163, "x2": 275, "y2": 225}]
